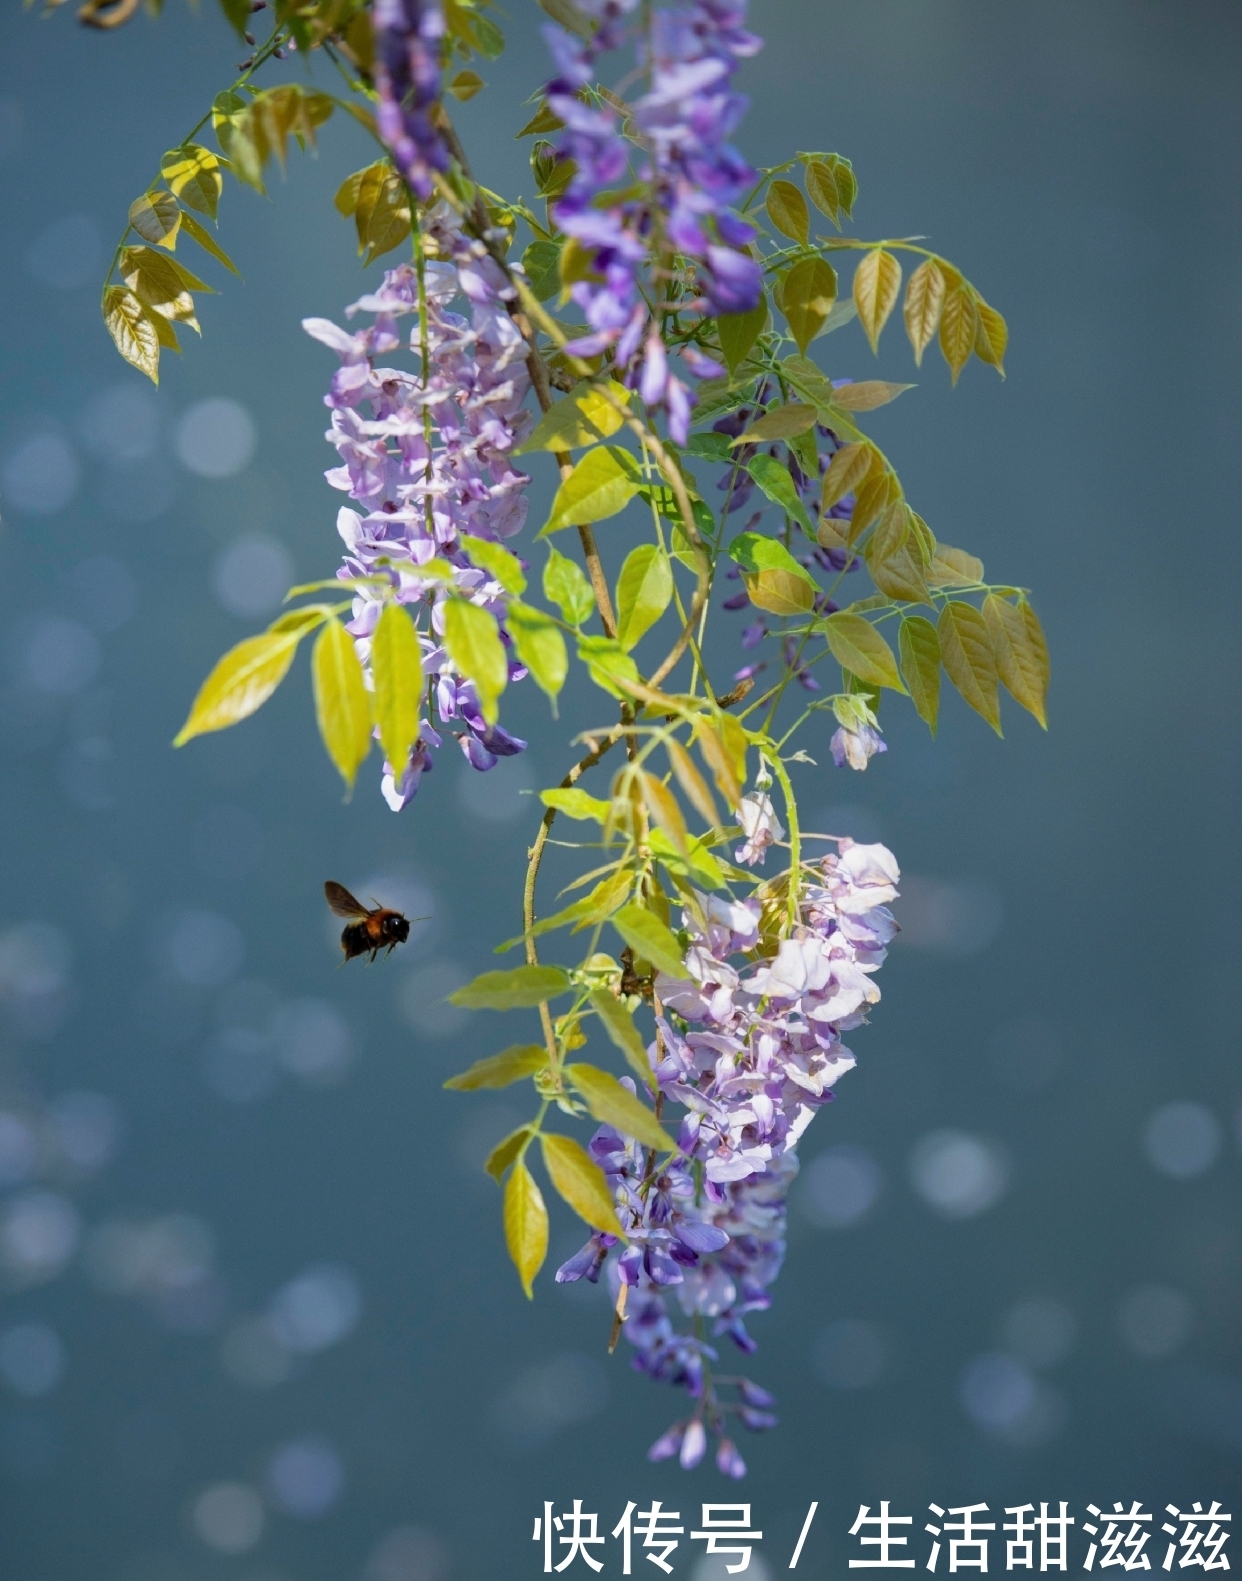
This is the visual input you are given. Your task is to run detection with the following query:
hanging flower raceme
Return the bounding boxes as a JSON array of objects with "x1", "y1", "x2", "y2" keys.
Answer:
[
  {"x1": 556, "y1": 841, "x2": 900, "y2": 1471},
  {"x1": 540, "y1": 0, "x2": 763, "y2": 437},
  {"x1": 373, "y1": 0, "x2": 451, "y2": 200},
  {"x1": 302, "y1": 204, "x2": 533, "y2": 807}
]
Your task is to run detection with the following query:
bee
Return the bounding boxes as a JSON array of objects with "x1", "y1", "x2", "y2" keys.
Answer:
[{"x1": 324, "y1": 880, "x2": 412, "y2": 963}]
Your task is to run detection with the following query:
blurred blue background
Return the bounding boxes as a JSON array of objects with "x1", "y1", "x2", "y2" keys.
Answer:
[{"x1": 0, "y1": 3, "x2": 1239, "y2": 1577}]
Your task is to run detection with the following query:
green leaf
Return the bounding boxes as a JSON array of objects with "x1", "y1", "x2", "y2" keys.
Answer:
[
  {"x1": 543, "y1": 547, "x2": 595, "y2": 627},
  {"x1": 939, "y1": 284, "x2": 978, "y2": 386},
  {"x1": 504, "y1": 1159, "x2": 548, "y2": 1298},
  {"x1": 494, "y1": 869, "x2": 632, "y2": 952},
  {"x1": 540, "y1": 1133, "x2": 626, "y2": 1237},
  {"x1": 577, "y1": 635, "x2": 640, "y2": 699},
  {"x1": 903, "y1": 259, "x2": 945, "y2": 367},
  {"x1": 370, "y1": 603, "x2": 423, "y2": 780},
  {"x1": 782, "y1": 256, "x2": 838, "y2": 353},
  {"x1": 217, "y1": 0, "x2": 251, "y2": 38},
  {"x1": 853, "y1": 248, "x2": 903, "y2": 355},
  {"x1": 174, "y1": 628, "x2": 303, "y2": 745},
  {"x1": 733, "y1": 403, "x2": 818, "y2": 444},
  {"x1": 648, "y1": 828, "x2": 726, "y2": 891},
  {"x1": 128, "y1": 189, "x2": 181, "y2": 249},
  {"x1": 899, "y1": 614, "x2": 941, "y2": 734},
  {"x1": 615, "y1": 545, "x2": 673, "y2": 652},
  {"x1": 516, "y1": 100, "x2": 565, "y2": 138},
  {"x1": 518, "y1": 380, "x2": 631, "y2": 453},
  {"x1": 160, "y1": 144, "x2": 222, "y2": 219},
  {"x1": 443, "y1": 599, "x2": 507, "y2": 725},
  {"x1": 536, "y1": 0, "x2": 594, "y2": 38},
  {"x1": 312, "y1": 617, "x2": 372, "y2": 791},
  {"x1": 938, "y1": 600, "x2": 1001, "y2": 733},
  {"x1": 766, "y1": 178, "x2": 809, "y2": 244},
  {"x1": 589, "y1": 989, "x2": 653, "y2": 1087},
  {"x1": 212, "y1": 92, "x2": 263, "y2": 193},
  {"x1": 486, "y1": 1125, "x2": 532, "y2": 1181},
  {"x1": 822, "y1": 612, "x2": 905, "y2": 692},
  {"x1": 445, "y1": 1044, "x2": 548, "y2": 1091},
  {"x1": 684, "y1": 431, "x2": 734, "y2": 462},
  {"x1": 540, "y1": 787, "x2": 613, "y2": 822},
  {"x1": 506, "y1": 601, "x2": 568, "y2": 703},
  {"x1": 102, "y1": 286, "x2": 160, "y2": 383},
  {"x1": 541, "y1": 446, "x2": 641, "y2": 535},
  {"x1": 120, "y1": 245, "x2": 208, "y2": 326},
  {"x1": 984, "y1": 594, "x2": 1047, "y2": 727},
  {"x1": 831, "y1": 380, "x2": 914, "y2": 413},
  {"x1": 178, "y1": 210, "x2": 240, "y2": 275},
  {"x1": 728, "y1": 531, "x2": 818, "y2": 588},
  {"x1": 521, "y1": 237, "x2": 561, "y2": 302},
  {"x1": 745, "y1": 455, "x2": 815, "y2": 536},
  {"x1": 610, "y1": 903, "x2": 685, "y2": 979},
  {"x1": 716, "y1": 292, "x2": 768, "y2": 377},
  {"x1": 450, "y1": 965, "x2": 571, "y2": 1010},
  {"x1": 335, "y1": 168, "x2": 365, "y2": 217},
  {"x1": 461, "y1": 538, "x2": 526, "y2": 595},
  {"x1": 564, "y1": 1064, "x2": 674, "y2": 1152}
]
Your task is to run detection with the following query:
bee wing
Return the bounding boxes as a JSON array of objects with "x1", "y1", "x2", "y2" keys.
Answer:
[{"x1": 324, "y1": 880, "x2": 370, "y2": 919}]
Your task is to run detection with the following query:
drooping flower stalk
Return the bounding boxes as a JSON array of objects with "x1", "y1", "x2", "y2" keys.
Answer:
[
  {"x1": 373, "y1": 0, "x2": 451, "y2": 200},
  {"x1": 303, "y1": 204, "x2": 533, "y2": 805}
]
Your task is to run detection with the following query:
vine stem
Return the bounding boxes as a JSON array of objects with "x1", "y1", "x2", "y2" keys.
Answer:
[{"x1": 769, "y1": 754, "x2": 802, "y2": 932}]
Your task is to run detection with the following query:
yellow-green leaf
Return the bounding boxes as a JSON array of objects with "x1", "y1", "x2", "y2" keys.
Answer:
[
  {"x1": 804, "y1": 159, "x2": 841, "y2": 224},
  {"x1": 846, "y1": 467, "x2": 896, "y2": 546},
  {"x1": 312, "y1": 617, "x2": 372, "y2": 790},
  {"x1": 335, "y1": 168, "x2": 365, "y2": 217},
  {"x1": 898, "y1": 614, "x2": 941, "y2": 734},
  {"x1": 610, "y1": 903, "x2": 685, "y2": 978},
  {"x1": 540, "y1": 1133, "x2": 625, "y2": 1237},
  {"x1": 461, "y1": 538, "x2": 526, "y2": 595},
  {"x1": 445, "y1": 1044, "x2": 548, "y2": 1091},
  {"x1": 486, "y1": 1125, "x2": 531, "y2": 1181},
  {"x1": 577, "y1": 635, "x2": 640, "y2": 700},
  {"x1": 939, "y1": 284, "x2": 978, "y2": 386},
  {"x1": 121, "y1": 245, "x2": 209, "y2": 315},
  {"x1": 160, "y1": 144, "x2": 222, "y2": 220},
  {"x1": 822, "y1": 611, "x2": 905, "y2": 692},
  {"x1": 589, "y1": 989, "x2": 653, "y2": 1087},
  {"x1": 518, "y1": 379, "x2": 631, "y2": 453},
  {"x1": 820, "y1": 441, "x2": 876, "y2": 514},
  {"x1": 443, "y1": 598, "x2": 507, "y2": 725},
  {"x1": 734, "y1": 403, "x2": 818, "y2": 445},
  {"x1": 540, "y1": 787, "x2": 612, "y2": 822},
  {"x1": 178, "y1": 210, "x2": 240, "y2": 276},
  {"x1": 615, "y1": 544, "x2": 672, "y2": 651},
  {"x1": 371, "y1": 603, "x2": 423, "y2": 780},
  {"x1": 927, "y1": 544, "x2": 984, "y2": 587},
  {"x1": 564, "y1": 1063, "x2": 674, "y2": 1152},
  {"x1": 174, "y1": 628, "x2": 303, "y2": 745},
  {"x1": 666, "y1": 738, "x2": 718, "y2": 827},
  {"x1": 451, "y1": 964, "x2": 571, "y2": 1009},
  {"x1": 448, "y1": 69, "x2": 484, "y2": 100},
  {"x1": 716, "y1": 292, "x2": 768, "y2": 377},
  {"x1": 903, "y1": 258, "x2": 945, "y2": 367},
  {"x1": 640, "y1": 770, "x2": 688, "y2": 856},
  {"x1": 353, "y1": 162, "x2": 411, "y2": 265},
  {"x1": 766, "y1": 179, "x2": 809, "y2": 244},
  {"x1": 543, "y1": 547, "x2": 596, "y2": 627},
  {"x1": 781, "y1": 257, "x2": 837, "y2": 354},
  {"x1": 102, "y1": 286, "x2": 160, "y2": 383},
  {"x1": 542, "y1": 445, "x2": 641, "y2": 535},
  {"x1": 504, "y1": 1159, "x2": 548, "y2": 1298},
  {"x1": 506, "y1": 601, "x2": 568, "y2": 702},
  {"x1": 973, "y1": 297, "x2": 1008, "y2": 375},
  {"x1": 938, "y1": 600, "x2": 1001, "y2": 733},
  {"x1": 747, "y1": 568, "x2": 816, "y2": 616},
  {"x1": 128, "y1": 189, "x2": 181, "y2": 249},
  {"x1": 830, "y1": 380, "x2": 913, "y2": 413},
  {"x1": 853, "y1": 248, "x2": 902, "y2": 355},
  {"x1": 984, "y1": 594, "x2": 1047, "y2": 727},
  {"x1": 870, "y1": 540, "x2": 930, "y2": 605}
]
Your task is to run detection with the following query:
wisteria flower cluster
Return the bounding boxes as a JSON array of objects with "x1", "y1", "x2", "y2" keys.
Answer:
[{"x1": 97, "y1": 0, "x2": 1048, "y2": 1475}]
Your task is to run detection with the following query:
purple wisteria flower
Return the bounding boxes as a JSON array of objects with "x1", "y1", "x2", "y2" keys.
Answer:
[
  {"x1": 373, "y1": 0, "x2": 450, "y2": 200},
  {"x1": 557, "y1": 842, "x2": 900, "y2": 1470},
  {"x1": 540, "y1": 0, "x2": 763, "y2": 438},
  {"x1": 302, "y1": 203, "x2": 533, "y2": 807}
]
